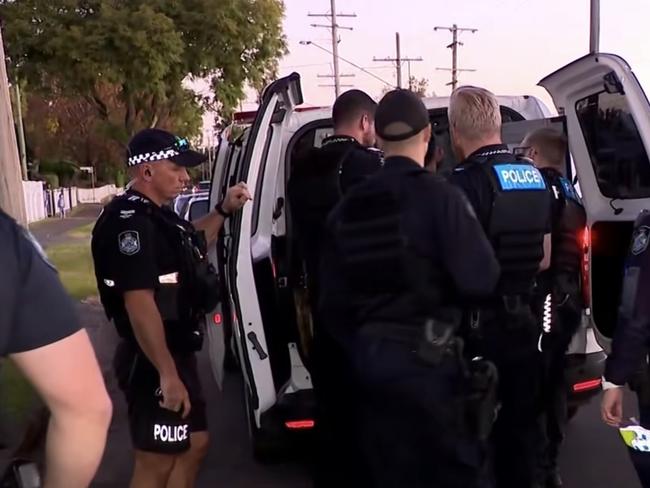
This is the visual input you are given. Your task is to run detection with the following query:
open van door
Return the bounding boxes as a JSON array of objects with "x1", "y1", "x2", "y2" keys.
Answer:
[
  {"x1": 227, "y1": 73, "x2": 304, "y2": 436},
  {"x1": 540, "y1": 53, "x2": 650, "y2": 348}
]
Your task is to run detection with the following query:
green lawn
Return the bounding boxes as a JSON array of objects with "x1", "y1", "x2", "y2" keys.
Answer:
[
  {"x1": 47, "y1": 223, "x2": 97, "y2": 300},
  {"x1": 0, "y1": 360, "x2": 38, "y2": 424}
]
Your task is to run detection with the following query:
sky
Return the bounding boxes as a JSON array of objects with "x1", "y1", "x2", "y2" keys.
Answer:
[{"x1": 200, "y1": 0, "x2": 650, "y2": 142}]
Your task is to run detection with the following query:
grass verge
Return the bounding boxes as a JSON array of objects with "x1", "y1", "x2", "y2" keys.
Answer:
[{"x1": 47, "y1": 223, "x2": 97, "y2": 300}]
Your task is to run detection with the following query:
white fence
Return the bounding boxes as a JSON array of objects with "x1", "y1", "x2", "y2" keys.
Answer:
[
  {"x1": 77, "y1": 184, "x2": 120, "y2": 204},
  {"x1": 21, "y1": 181, "x2": 122, "y2": 224},
  {"x1": 22, "y1": 181, "x2": 47, "y2": 223}
]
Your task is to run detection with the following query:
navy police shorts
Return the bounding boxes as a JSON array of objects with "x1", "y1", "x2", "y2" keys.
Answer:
[{"x1": 114, "y1": 341, "x2": 207, "y2": 454}]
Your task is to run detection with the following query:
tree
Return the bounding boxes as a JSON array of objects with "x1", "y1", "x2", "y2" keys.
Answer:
[
  {"x1": 0, "y1": 0, "x2": 287, "y2": 144},
  {"x1": 408, "y1": 77, "x2": 431, "y2": 98}
]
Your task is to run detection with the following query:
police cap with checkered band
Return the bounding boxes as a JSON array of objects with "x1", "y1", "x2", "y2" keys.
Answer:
[{"x1": 126, "y1": 129, "x2": 207, "y2": 168}]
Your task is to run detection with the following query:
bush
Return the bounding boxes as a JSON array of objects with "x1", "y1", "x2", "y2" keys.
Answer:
[
  {"x1": 39, "y1": 160, "x2": 78, "y2": 186},
  {"x1": 40, "y1": 173, "x2": 59, "y2": 189}
]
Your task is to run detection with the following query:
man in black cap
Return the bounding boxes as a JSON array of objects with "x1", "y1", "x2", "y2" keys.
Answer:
[
  {"x1": 320, "y1": 89, "x2": 500, "y2": 487},
  {"x1": 91, "y1": 128, "x2": 251, "y2": 488}
]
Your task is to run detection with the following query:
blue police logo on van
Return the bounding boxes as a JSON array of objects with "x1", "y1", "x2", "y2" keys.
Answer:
[
  {"x1": 493, "y1": 164, "x2": 546, "y2": 191},
  {"x1": 118, "y1": 230, "x2": 140, "y2": 256},
  {"x1": 632, "y1": 226, "x2": 650, "y2": 255}
]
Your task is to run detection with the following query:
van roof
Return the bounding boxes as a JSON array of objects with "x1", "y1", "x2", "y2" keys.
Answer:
[{"x1": 292, "y1": 94, "x2": 553, "y2": 126}]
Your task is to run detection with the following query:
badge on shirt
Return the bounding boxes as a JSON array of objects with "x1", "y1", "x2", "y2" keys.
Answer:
[
  {"x1": 632, "y1": 226, "x2": 650, "y2": 255},
  {"x1": 118, "y1": 230, "x2": 141, "y2": 256}
]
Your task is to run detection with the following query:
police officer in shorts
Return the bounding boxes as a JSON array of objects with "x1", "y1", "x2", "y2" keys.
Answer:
[{"x1": 91, "y1": 128, "x2": 250, "y2": 488}]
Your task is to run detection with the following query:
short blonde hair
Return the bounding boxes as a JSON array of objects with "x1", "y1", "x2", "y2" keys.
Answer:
[
  {"x1": 523, "y1": 128, "x2": 567, "y2": 168},
  {"x1": 449, "y1": 86, "x2": 501, "y2": 141}
]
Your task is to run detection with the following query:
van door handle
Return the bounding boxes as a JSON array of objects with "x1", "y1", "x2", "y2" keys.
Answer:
[{"x1": 247, "y1": 332, "x2": 268, "y2": 360}]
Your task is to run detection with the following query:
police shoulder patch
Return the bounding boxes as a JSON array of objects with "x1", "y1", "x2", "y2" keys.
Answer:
[
  {"x1": 492, "y1": 163, "x2": 546, "y2": 191},
  {"x1": 632, "y1": 226, "x2": 650, "y2": 255},
  {"x1": 118, "y1": 230, "x2": 141, "y2": 256},
  {"x1": 559, "y1": 176, "x2": 581, "y2": 203}
]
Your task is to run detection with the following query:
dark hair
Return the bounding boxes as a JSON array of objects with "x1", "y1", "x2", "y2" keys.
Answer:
[{"x1": 332, "y1": 89, "x2": 377, "y2": 128}]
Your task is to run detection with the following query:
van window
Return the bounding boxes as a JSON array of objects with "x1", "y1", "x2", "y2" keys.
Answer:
[{"x1": 575, "y1": 91, "x2": 650, "y2": 198}]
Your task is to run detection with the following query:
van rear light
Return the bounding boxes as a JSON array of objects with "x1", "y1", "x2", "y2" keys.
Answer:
[
  {"x1": 573, "y1": 378, "x2": 601, "y2": 393},
  {"x1": 581, "y1": 226, "x2": 591, "y2": 309},
  {"x1": 285, "y1": 419, "x2": 315, "y2": 430},
  {"x1": 213, "y1": 313, "x2": 222, "y2": 326}
]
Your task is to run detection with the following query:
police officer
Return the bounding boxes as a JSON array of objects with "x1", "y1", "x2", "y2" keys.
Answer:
[
  {"x1": 447, "y1": 86, "x2": 551, "y2": 488},
  {"x1": 91, "y1": 128, "x2": 250, "y2": 488},
  {"x1": 521, "y1": 128, "x2": 585, "y2": 488},
  {"x1": 287, "y1": 89, "x2": 382, "y2": 486},
  {"x1": 0, "y1": 209, "x2": 112, "y2": 487},
  {"x1": 321, "y1": 89, "x2": 500, "y2": 487},
  {"x1": 601, "y1": 210, "x2": 650, "y2": 488}
]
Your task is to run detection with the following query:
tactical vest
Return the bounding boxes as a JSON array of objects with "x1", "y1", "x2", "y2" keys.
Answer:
[
  {"x1": 93, "y1": 192, "x2": 219, "y2": 352},
  {"x1": 541, "y1": 168, "x2": 585, "y2": 289},
  {"x1": 478, "y1": 154, "x2": 550, "y2": 297},
  {"x1": 334, "y1": 168, "x2": 443, "y2": 320}
]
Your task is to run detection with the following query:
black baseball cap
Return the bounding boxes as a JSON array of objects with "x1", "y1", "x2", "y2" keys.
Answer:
[
  {"x1": 375, "y1": 89, "x2": 430, "y2": 142},
  {"x1": 126, "y1": 128, "x2": 207, "y2": 168}
]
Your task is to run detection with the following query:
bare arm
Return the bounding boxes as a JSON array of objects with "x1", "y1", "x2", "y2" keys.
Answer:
[
  {"x1": 124, "y1": 289, "x2": 190, "y2": 416},
  {"x1": 194, "y1": 182, "x2": 252, "y2": 246},
  {"x1": 10, "y1": 330, "x2": 112, "y2": 488},
  {"x1": 193, "y1": 210, "x2": 226, "y2": 247}
]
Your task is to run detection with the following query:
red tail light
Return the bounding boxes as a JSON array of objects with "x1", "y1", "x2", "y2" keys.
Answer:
[
  {"x1": 573, "y1": 378, "x2": 601, "y2": 393},
  {"x1": 581, "y1": 227, "x2": 591, "y2": 309},
  {"x1": 285, "y1": 420, "x2": 315, "y2": 430},
  {"x1": 213, "y1": 313, "x2": 222, "y2": 326}
]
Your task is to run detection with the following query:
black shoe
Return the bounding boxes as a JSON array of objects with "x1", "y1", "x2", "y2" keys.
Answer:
[{"x1": 546, "y1": 470, "x2": 563, "y2": 488}]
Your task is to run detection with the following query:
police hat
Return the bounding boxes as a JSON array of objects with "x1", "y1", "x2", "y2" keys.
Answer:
[
  {"x1": 375, "y1": 89, "x2": 430, "y2": 142},
  {"x1": 127, "y1": 129, "x2": 207, "y2": 168}
]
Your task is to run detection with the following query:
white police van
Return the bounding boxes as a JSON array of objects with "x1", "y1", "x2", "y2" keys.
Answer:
[{"x1": 206, "y1": 52, "x2": 650, "y2": 458}]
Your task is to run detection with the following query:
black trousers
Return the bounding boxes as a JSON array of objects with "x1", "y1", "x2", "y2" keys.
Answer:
[
  {"x1": 481, "y1": 313, "x2": 542, "y2": 488},
  {"x1": 310, "y1": 330, "x2": 368, "y2": 487},
  {"x1": 351, "y1": 331, "x2": 485, "y2": 488}
]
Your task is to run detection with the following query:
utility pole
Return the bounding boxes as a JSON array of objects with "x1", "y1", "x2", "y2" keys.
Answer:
[
  {"x1": 0, "y1": 31, "x2": 26, "y2": 224},
  {"x1": 308, "y1": 0, "x2": 356, "y2": 97},
  {"x1": 373, "y1": 32, "x2": 423, "y2": 89},
  {"x1": 13, "y1": 83, "x2": 27, "y2": 180},
  {"x1": 434, "y1": 24, "x2": 478, "y2": 92},
  {"x1": 590, "y1": 0, "x2": 600, "y2": 53}
]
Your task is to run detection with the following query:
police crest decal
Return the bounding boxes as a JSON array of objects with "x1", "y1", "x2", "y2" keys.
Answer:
[
  {"x1": 632, "y1": 226, "x2": 650, "y2": 256},
  {"x1": 118, "y1": 230, "x2": 141, "y2": 255}
]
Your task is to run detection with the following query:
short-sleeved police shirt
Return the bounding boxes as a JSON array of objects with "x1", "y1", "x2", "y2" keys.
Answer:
[
  {"x1": 0, "y1": 211, "x2": 80, "y2": 356},
  {"x1": 91, "y1": 191, "x2": 190, "y2": 323}
]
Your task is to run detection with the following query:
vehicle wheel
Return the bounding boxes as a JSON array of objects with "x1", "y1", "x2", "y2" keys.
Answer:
[{"x1": 567, "y1": 406, "x2": 579, "y2": 420}]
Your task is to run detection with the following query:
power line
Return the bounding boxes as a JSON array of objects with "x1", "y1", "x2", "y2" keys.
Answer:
[
  {"x1": 373, "y1": 32, "x2": 423, "y2": 89},
  {"x1": 300, "y1": 40, "x2": 394, "y2": 88},
  {"x1": 307, "y1": 0, "x2": 357, "y2": 97},
  {"x1": 434, "y1": 24, "x2": 478, "y2": 92}
]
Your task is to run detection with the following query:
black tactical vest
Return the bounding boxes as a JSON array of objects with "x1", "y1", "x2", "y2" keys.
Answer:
[
  {"x1": 334, "y1": 168, "x2": 443, "y2": 320},
  {"x1": 476, "y1": 152, "x2": 550, "y2": 297},
  {"x1": 93, "y1": 192, "x2": 219, "y2": 352}
]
